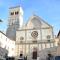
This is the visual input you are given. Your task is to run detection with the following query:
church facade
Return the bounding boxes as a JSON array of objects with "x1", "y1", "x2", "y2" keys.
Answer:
[
  {"x1": 15, "y1": 15, "x2": 55, "y2": 57},
  {"x1": 4, "y1": 6, "x2": 58, "y2": 59},
  {"x1": 5, "y1": 6, "x2": 55, "y2": 58}
]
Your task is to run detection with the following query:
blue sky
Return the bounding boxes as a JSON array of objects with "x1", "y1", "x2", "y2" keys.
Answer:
[{"x1": 0, "y1": 0, "x2": 60, "y2": 35}]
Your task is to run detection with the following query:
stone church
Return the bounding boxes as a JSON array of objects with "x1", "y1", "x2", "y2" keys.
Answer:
[{"x1": 6, "y1": 6, "x2": 55, "y2": 59}]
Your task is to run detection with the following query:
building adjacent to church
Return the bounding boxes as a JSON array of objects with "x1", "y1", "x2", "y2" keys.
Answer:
[{"x1": 0, "y1": 31, "x2": 15, "y2": 57}]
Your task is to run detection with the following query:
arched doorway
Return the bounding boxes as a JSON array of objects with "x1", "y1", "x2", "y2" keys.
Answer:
[{"x1": 32, "y1": 47, "x2": 37, "y2": 59}]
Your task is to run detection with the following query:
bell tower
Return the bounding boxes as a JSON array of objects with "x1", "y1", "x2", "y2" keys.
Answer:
[
  {"x1": 6, "y1": 6, "x2": 23, "y2": 40},
  {"x1": 8, "y1": 6, "x2": 23, "y2": 29}
]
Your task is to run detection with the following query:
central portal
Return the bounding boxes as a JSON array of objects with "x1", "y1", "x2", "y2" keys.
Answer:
[
  {"x1": 16, "y1": 44, "x2": 39, "y2": 58},
  {"x1": 32, "y1": 47, "x2": 37, "y2": 59}
]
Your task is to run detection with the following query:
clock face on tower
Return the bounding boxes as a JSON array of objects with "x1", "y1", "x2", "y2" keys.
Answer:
[{"x1": 31, "y1": 31, "x2": 38, "y2": 38}]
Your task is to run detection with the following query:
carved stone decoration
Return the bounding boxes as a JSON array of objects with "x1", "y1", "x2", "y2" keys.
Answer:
[{"x1": 31, "y1": 31, "x2": 38, "y2": 38}]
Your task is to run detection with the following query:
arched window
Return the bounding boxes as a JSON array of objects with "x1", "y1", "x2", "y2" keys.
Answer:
[
  {"x1": 15, "y1": 11, "x2": 19, "y2": 15},
  {"x1": 10, "y1": 12, "x2": 14, "y2": 15}
]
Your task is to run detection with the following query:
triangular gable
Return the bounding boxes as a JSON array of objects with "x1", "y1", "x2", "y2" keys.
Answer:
[{"x1": 25, "y1": 15, "x2": 52, "y2": 29}]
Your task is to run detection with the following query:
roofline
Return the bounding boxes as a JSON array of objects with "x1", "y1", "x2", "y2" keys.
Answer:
[
  {"x1": 38, "y1": 16, "x2": 53, "y2": 28},
  {"x1": 9, "y1": 5, "x2": 20, "y2": 9},
  {"x1": 0, "y1": 31, "x2": 7, "y2": 37},
  {"x1": 35, "y1": 15, "x2": 53, "y2": 28},
  {"x1": 25, "y1": 14, "x2": 53, "y2": 28}
]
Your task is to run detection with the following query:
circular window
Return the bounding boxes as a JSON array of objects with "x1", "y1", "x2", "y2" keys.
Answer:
[
  {"x1": 20, "y1": 37, "x2": 24, "y2": 40},
  {"x1": 31, "y1": 31, "x2": 38, "y2": 38},
  {"x1": 47, "y1": 35, "x2": 50, "y2": 39}
]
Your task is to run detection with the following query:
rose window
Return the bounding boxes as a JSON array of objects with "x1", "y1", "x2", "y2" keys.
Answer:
[{"x1": 31, "y1": 31, "x2": 38, "y2": 38}]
